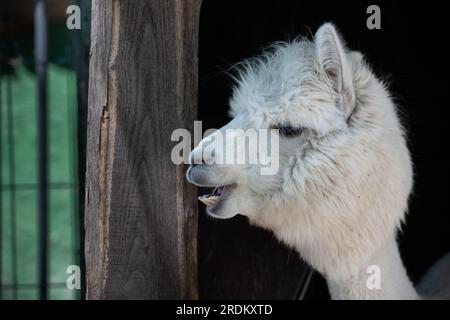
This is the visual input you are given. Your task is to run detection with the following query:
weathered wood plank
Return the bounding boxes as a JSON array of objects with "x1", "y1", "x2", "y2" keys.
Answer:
[{"x1": 85, "y1": 0, "x2": 201, "y2": 299}]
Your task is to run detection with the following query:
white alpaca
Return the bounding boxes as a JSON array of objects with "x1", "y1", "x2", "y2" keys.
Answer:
[{"x1": 186, "y1": 23, "x2": 450, "y2": 300}]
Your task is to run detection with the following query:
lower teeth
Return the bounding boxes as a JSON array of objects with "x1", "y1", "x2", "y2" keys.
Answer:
[{"x1": 198, "y1": 195, "x2": 220, "y2": 206}]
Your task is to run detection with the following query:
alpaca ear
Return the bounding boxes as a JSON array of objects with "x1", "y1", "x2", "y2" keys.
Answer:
[{"x1": 315, "y1": 23, "x2": 355, "y2": 116}]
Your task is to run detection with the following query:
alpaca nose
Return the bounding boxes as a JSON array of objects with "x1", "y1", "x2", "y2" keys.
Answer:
[{"x1": 185, "y1": 164, "x2": 214, "y2": 187}]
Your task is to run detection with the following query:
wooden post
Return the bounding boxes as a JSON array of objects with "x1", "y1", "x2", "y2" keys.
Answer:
[{"x1": 85, "y1": 0, "x2": 201, "y2": 299}]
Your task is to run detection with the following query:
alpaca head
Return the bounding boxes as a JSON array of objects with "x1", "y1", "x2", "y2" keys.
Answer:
[{"x1": 187, "y1": 23, "x2": 413, "y2": 280}]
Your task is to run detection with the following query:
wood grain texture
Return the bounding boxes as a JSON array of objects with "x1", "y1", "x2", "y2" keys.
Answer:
[{"x1": 85, "y1": 0, "x2": 201, "y2": 299}]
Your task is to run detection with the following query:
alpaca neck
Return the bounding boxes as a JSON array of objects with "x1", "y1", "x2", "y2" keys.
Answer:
[{"x1": 326, "y1": 237, "x2": 419, "y2": 300}]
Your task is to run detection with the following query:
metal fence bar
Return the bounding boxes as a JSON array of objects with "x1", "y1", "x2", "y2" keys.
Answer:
[
  {"x1": 0, "y1": 69, "x2": 3, "y2": 301},
  {"x1": 34, "y1": 0, "x2": 49, "y2": 300},
  {"x1": 6, "y1": 72, "x2": 18, "y2": 300},
  {"x1": 1, "y1": 182, "x2": 74, "y2": 191},
  {"x1": 1, "y1": 282, "x2": 68, "y2": 289},
  {"x1": 66, "y1": 45, "x2": 79, "y2": 299}
]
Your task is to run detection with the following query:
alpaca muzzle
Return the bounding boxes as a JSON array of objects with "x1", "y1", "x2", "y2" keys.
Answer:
[{"x1": 186, "y1": 164, "x2": 237, "y2": 187}]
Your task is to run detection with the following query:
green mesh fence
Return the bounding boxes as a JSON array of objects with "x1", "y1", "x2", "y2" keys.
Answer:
[{"x1": 1, "y1": 20, "x2": 82, "y2": 300}]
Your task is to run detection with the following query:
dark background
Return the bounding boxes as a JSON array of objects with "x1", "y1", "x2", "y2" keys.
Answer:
[{"x1": 198, "y1": 0, "x2": 450, "y2": 299}]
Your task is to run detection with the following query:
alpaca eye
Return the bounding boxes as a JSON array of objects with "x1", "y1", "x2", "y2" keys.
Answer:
[{"x1": 273, "y1": 125, "x2": 304, "y2": 137}]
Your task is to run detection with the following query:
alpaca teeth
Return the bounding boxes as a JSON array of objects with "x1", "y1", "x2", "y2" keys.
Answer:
[{"x1": 198, "y1": 195, "x2": 220, "y2": 206}]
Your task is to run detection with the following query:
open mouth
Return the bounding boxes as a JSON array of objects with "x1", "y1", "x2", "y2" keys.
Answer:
[{"x1": 198, "y1": 185, "x2": 232, "y2": 209}]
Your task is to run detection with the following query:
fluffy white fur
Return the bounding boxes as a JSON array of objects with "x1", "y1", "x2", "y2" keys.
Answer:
[{"x1": 186, "y1": 23, "x2": 449, "y2": 300}]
